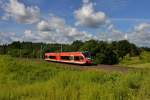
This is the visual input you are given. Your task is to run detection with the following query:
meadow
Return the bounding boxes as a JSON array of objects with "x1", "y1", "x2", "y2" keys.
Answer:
[
  {"x1": 120, "y1": 51, "x2": 150, "y2": 68},
  {"x1": 0, "y1": 55, "x2": 150, "y2": 100}
]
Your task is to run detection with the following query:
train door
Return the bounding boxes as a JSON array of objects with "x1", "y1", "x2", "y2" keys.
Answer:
[{"x1": 70, "y1": 55, "x2": 74, "y2": 62}]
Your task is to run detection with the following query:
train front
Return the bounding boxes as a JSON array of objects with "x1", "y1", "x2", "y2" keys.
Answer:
[{"x1": 82, "y1": 51, "x2": 95, "y2": 65}]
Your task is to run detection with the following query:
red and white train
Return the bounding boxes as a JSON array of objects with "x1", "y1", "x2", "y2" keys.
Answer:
[{"x1": 44, "y1": 51, "x2": 94, "y2": 65}]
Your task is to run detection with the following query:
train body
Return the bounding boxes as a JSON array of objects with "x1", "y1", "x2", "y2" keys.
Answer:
[{"x1": 44, "y1": 51, "x2": 94, "y2": 65}]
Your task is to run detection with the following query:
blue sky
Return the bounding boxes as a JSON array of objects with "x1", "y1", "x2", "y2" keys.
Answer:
[{"x1": 0, "y1": 0, "x2": 150, "y2": 47}]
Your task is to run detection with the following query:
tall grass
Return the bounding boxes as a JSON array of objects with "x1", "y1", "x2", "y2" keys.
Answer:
[
  {"x1": 120, "y1": 51, "x2": 150, "y2": 68},
  {"x1": 0, "y1": 55, "x2": 150, "y2": 100}
]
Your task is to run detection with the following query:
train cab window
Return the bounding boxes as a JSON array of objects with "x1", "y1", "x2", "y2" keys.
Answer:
[
  {"x1": 79, "y1": 56, "x2": 84, "y2": 60},
  {"x1": 49, "y1": 56, "x2": 56, "y2": 59}
]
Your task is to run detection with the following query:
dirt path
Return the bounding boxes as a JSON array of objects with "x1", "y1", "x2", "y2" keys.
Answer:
[
  {"x1": 84, "y1": 64, "x2": 136, "y2": 72},
  {"x1": 49, "y1": 61, "x2": 138, "y2": 73}
]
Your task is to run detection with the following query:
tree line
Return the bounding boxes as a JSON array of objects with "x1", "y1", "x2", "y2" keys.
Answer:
[{"x1": 0, "y1": 40, "x2": 148, "y2": 64}]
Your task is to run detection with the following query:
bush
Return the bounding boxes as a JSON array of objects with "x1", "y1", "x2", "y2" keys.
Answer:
[
  {"x1": 95, "y1": 48, "x2": 119, "y2": 65},
  {"x1": 8, "y1": 49, "x2": 20, "y2": 57}
]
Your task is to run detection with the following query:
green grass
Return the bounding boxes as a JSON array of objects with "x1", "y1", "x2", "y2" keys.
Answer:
[
  {"x1": 0, "y1": 55, "x2": 150, "y2": 100},
  {"x1": 119, "y1": 51, "x2": 150, "y2": 68}
]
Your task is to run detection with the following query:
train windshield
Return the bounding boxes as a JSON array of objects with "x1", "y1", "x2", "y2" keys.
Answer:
[{"x1": 82, "y1": 51, "x2": 94, "y2": 60}]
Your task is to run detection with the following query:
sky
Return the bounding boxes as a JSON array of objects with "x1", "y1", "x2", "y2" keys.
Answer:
[{"x1": 0, "y1": 0, "x2": 150, "y2": 47}]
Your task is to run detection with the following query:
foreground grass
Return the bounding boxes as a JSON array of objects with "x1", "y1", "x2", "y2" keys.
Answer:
[
  {"x1": 120, "y1": 51, "x2": 150, "y2": 68},
  {"x1": 0, "y1": 55, "x2": 150, "y2": 100}
]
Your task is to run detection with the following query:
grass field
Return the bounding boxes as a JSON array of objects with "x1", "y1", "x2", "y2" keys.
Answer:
[
  {"x1": 119, "y1": 51, "x2": 150, "y2": 69},
  {"x1": 0, "y1": 55, "x2": 150, "y2": 100}
]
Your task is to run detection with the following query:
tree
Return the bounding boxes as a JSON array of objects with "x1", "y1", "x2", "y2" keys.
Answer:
[
  {"x1": 80, "y1": 39, "x2": 99, "y2": 53},
  {"x1": 129, "y1": 43, "x2": 140, "y2": 56},
  {"x1": 70, "y1": 40, "x2": 83, "y2": 51},
  {"x1": 0, "y1": 45, "x2": 7, "y2": 54},
  {"x1": 95, "y1": 47, "x2": 119, "y2": 65},
  {"x1": 117, "y1": 40, "x2": 132, "y2": 58}
]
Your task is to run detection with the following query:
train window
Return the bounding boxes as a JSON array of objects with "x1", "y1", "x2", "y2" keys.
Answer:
[
  {"x1": 69, "y1": 56, "x2": 74, "y2": 60},
  {"x1": 74, "y1": 56, "x2": 79, "y2": 60},
  {"x1": 61, "y1": 56, "x2": 70, "y2": 60},
  {"x1": 49, "y1": 56, "x2": 56, "y2": 59},
  {"x1": 61, "y1": 56, "x2": 83, "y2": 61},
  {"x1": 74, "y1": 56, "x2": 83, "y2": 61}
]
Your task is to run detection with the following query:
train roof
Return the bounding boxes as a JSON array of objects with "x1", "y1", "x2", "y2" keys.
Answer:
[{"x1": 45, "y1": 52, "x2": 82, "y2": 54}]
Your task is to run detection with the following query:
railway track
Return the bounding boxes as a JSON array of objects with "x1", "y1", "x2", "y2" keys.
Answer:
[
  {"x1": 84, "y1": 64, "x2": 137, "y2": 72},
  {"x1": 48, "y1": 61, "x2": 138, "y2": 73}
]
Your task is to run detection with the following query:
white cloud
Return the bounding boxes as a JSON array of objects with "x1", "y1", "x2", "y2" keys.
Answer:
[
  {"x1": 0, "y1": 32, "x2": 19, "y2": 44},
  {"x1": 21, "y1": 30, "x2": 42, "y2": 42},
  {"x1": 124, "y1": 34, "x2": 128, "y2": 40},
  {"x1": 134, "y1": 23, "x2": 150, "y2": 32},
  {"x1": 96, "y1": 22, "x2": 150, "y2": 47},
  {"x1": 2, "y1": 0, "x2": 40, "y2": 24},
  {"x1": 83, "y1": 0, "x2": 90, "y2": 3},
  {"x1": 96, "y1": 29, "x2": 126, "y2": 42},
  {"x1": 23, "y1": 16, "x2": 94, "y2": 43},
  {"x1": 37, "y1": 21, "x2": 51, "y2": 31},
  {"x1": 127, "y1": 23, "x2": 150, "y2": 47},
  {"x1": 0, "y1": 15, "x2": 95, "y2": 44},
  {"x1": 1, "y1": 21, "x2": 150, "y2": 47},
  {"x1": 74, "y1": 1, "x2": 106, "y2": 28}
]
